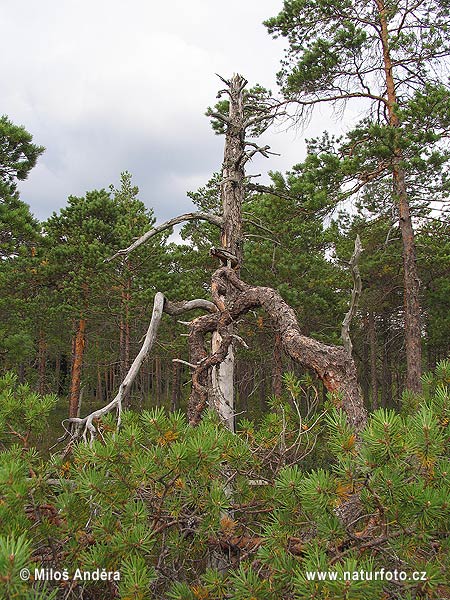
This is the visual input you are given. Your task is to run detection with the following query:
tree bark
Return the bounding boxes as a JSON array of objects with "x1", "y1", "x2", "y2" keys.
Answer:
[
  {"x1": 368, "y1": 312, "x2": 378, "y2": 410},
  {"x1": 69, "y1": 318, "x2": 86, "y2": 418},
  {"x1": 272, "y1": 332, "x2": 283, "y2": 398},
  {"x1": 37, "y1": 330, "x2": 46, "y2": 395},
  {"x1": 188, "y1": 268, "x2": 367, "y2": 432},
  {"x1": 377, "y1": 0, "x2": 422, "y2": 393},
  {"x1": 211, "y1": 74, "x2": 248, "y2": 431}
]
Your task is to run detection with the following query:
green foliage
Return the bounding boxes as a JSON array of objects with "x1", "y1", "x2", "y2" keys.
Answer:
[
  {"x1": 0, "y1": 371, "x2": 57, "y2": 446},
  {"x1": 0, "y1": 115, "x2": 43, "y2": 260},
  {"x1": 0, "y1": 114, "x2": 45, "y2": 196},
  {"x1": 0, "y1": 365, "x2": 448, "y2": 598},
  {"x1": 0, "y1": 533, "x2": 57, "y2": 600},
  {"x1": 265, "y1": 0, "x2": 449, "y2": 106}
]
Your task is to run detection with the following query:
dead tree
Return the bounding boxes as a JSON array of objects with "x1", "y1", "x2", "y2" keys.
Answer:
[{"x1": 66, "y1": 74, "x2": 367, "y2": 443}]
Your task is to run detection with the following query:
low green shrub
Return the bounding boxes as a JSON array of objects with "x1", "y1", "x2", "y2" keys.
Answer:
[{"x1": 0, "y1": 362, "x2": 449, "y2": 599}]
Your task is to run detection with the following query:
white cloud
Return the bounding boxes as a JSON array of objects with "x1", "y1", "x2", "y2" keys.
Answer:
[{"x1": 2, "y1": 0, "x2": 354, "y2": 223}]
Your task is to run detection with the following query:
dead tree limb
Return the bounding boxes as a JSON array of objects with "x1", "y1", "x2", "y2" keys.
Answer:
[
  {"x1": 108, "y1": 212, "x2": 223, "y2": 261},
  {"x1": 188, "y1": 268, "x2": 367, "y2": 432},
  {"x1": 66, "y1": 294, "x2": 217, "y2": 443}
]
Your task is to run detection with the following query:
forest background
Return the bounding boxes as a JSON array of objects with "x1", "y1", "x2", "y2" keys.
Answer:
[{"x1": 0, "y1": 0, "x2": 449, "y2": 598}]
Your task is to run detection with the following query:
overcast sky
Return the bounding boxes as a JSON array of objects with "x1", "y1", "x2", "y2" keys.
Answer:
[{"x1": 2, "y1": 0, "x2": 348, "y2": 224}]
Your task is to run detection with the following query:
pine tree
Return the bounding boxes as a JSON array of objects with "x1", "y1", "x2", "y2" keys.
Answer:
[{"x1": 265, "y1": 0, "x2": 450, "y2": 392}]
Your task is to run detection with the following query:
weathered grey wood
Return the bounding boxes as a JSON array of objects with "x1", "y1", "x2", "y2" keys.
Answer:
[
  {"x1": 108, "y1": 212, "x2": 222, "y2": 261},
  {"x1": 66, "y1": 294, "x2": 217, "y2": 442}
]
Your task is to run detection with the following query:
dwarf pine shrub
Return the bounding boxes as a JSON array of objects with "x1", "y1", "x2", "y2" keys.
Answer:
[{"x1": 0, "y1": 362, "x2": 448, "y2": 599}]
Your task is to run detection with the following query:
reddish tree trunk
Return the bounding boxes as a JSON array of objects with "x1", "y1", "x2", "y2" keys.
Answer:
[
  {"x1": 377, "y1": 0, "x2": 422, "y2": 392},
  {"x1": 69, "y1": 318, "x2": 86, "y2": 418}
]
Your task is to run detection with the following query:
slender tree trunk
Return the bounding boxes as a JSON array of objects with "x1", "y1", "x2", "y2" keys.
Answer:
[
  {"x1": 368, "y1": 312, "x2": 378, "y2": 410},
  {"x1": 377, "y1": 0, "x2": 422, "y2": 393},
  {"x1": 171, "y1": 361, "x2": 181, "y2": 411},
  {"x1": 272, "y1": 332, "x2": 283, "y2": 398},
  {"x1": 37, "y1": 330, "x2": 46, "y2": 395},
  {"x1": 69, "y1": 318, "x2": 86, "y2": 418}
]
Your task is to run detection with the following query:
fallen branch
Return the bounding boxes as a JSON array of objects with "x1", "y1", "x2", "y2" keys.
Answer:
[{"x1": 67, "y1": 292, "x2": 166, "y2": 443}]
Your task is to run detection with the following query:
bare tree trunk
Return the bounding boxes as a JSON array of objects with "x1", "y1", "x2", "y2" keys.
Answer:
[
  {"x1": 69, "y1": 318, "x2": 86, "y2": 418},
  {"x1": 211, "y1": 332, "x2": 235, "y2": 429},
  {"x1": 377, "y1": 0, "x2": 422, "y2": 393},
  {"x1": 210, "y1": 74, "x2": 248, "y2": 431}
]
